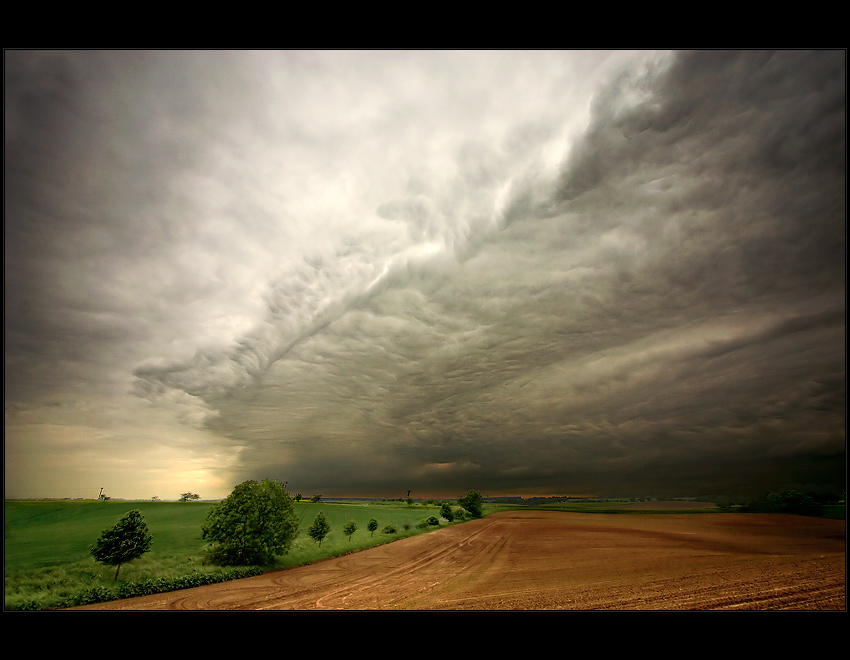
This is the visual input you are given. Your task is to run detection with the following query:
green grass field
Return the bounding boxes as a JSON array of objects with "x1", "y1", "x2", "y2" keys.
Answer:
[{"x1": 3, "y1": 498, "x2": 465, "y2": 610}]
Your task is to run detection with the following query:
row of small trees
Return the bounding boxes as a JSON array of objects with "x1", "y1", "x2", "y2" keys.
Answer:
[
  {"x1": 293, "y1": 494, "x2": 481, "y2": 548},
  {"x1": 306, "y1": 506, "x2": 467, "y2": 546},
  {"x1": 89, "y1": 481, "x2": 486, "y2": 577}
]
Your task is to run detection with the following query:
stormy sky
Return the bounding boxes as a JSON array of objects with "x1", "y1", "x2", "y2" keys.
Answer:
[{"x1": 5, "y1": 49, "x2": 845, "y2": 501}]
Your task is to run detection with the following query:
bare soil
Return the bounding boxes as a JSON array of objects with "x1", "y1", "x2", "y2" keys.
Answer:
[{"x1": 70, "y1": 510, "x2": 845, "y2": 610}]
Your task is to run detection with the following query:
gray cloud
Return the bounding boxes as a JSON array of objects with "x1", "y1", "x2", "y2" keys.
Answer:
[{"x1": 4, "y1": 50, "x2": 844, "y2": 500}]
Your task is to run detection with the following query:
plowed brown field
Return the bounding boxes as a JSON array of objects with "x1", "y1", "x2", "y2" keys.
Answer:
[{"x1": 70, "y1": 510, "x2": 845, "y2": 610}]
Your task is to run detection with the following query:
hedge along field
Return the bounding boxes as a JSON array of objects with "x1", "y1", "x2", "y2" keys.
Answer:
[{"x1": 4, "y1": 498, "x2": 465, "y2": 609}]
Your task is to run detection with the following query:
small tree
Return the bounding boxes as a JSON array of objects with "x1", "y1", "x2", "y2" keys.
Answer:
[
  {"x1": 458, "y1": 490, "x2": 484, "y2": 518},
  {"x1": 343, "y1": 520, "x2": 357, "y2": 541},
  {"x1": 90, "y1": 509, "x2": 153, "y2": 579},
  {"x1": 180, "y1": 492, "x2": 200, "y2": 502},
  {"x1": 310, "y1": 494, "x2": 322, "y2": 503},
  {"x1": 201, "y1": 479, "x2": 299, "y2": 566},
  {"x1": 367, "y1": 517, "x2": 378, "y2": 537},
  {"x1": 440, "y1": 502, "x2": 455, "y2": 522},
  {"x1": 308, "y1": 512, "x2": 331, "y2": 546}
]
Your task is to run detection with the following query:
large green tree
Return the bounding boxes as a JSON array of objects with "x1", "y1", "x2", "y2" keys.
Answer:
[
  {"x1": 201, "y1": 479, "x2": 299, "y2": 566},
  {"x1": 90, "y1": 509, "x2": 153, "y2": 579},
  {"x1": 458, "y1": 489, "x2": 484, "y2": 518}
]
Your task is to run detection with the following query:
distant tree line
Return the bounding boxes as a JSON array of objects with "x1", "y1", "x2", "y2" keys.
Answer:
[{"x1": 739, "y1": 490, "x2": 832, "y2": 517}]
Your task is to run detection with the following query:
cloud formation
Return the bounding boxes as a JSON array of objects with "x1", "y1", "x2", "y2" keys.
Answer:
[{"x1": 5, "y1": 50, "x2": 844, "y2": 500}]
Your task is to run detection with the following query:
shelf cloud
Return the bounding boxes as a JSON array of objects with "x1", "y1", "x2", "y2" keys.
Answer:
[{"x1": 5, "y1": 49, "x2": 844, "y2": 501}]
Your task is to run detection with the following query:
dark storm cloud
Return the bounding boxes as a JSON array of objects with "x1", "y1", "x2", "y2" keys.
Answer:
[
  {"x1": 5, "y1": 50, "x2": 844, "y2": 500},
  {"x1": 227, "y1": 50, "x2": 843, "y2": 497}
]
